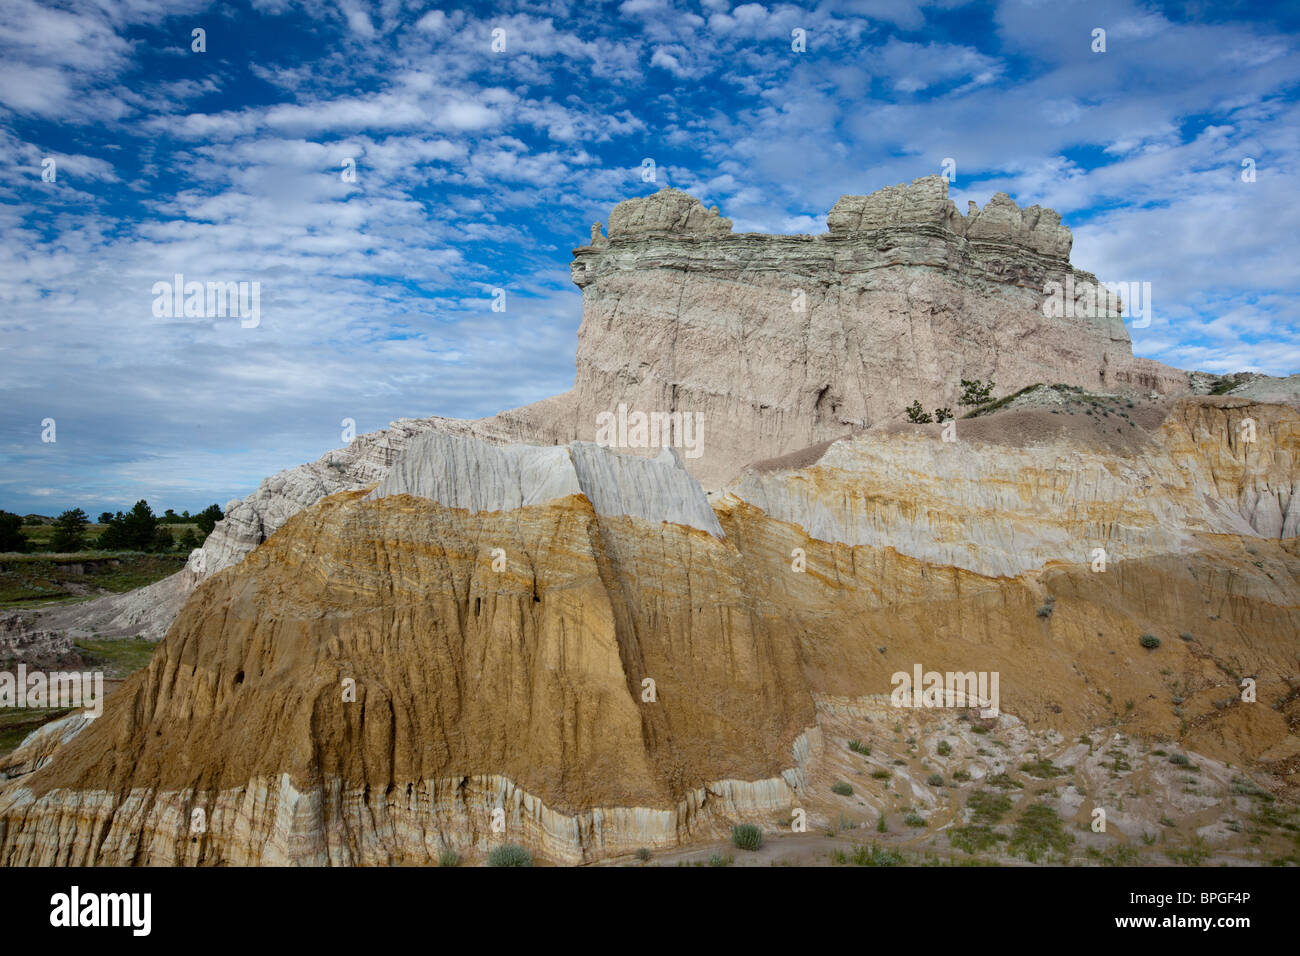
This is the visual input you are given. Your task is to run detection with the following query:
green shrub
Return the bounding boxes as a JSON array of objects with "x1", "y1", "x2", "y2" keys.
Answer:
[
  {"x1": 950, "y1": 825, "x2": 1005, "y2": 855},
  {"x1": 903, "y1": 811, "x2": 926, "y2": 828},
  {"x1": 1019, "y1": 757, "x2": 1066, "y2": 779},
  {"x1": 936, "y1": 740, "x2": 952, "y2": 756},
  {"x1": 1165, "y1": 839, "x2": 1211, "y2": 866},
  {"x1": 966, "y1": 789, "x2": 1012, "y2": 824},
  {"x1": 487, "y1": 844, "x2": 533, "y2": 867},
  {"x1": 831, "y1": 781, "x2": 854, "y2": 796},
  {"x1": 852, "y1": 844, "x2": 904, "y2": 866},
  {"x1": 870, "y1": 770, "x2": 891, "y2": 781},
  {"x1": 438, "y1": 848, "x2": 460, "y2": 867},
  {"x1": 1168, "y1": 752, "x2": 1190, "y2": 766},
  {"x1": 952, "y1": 768, "x2": 972, "y2": 782},
  {"x1": 1009, "y1": 804, "x2": 1073, "y2": 863},
  {"x1": 708, "y1": 853, "x2": 732, "y2": 867},
  {"x1": 848, "y1": 739, "x2": 871, "y2": 755},
  {"x1": 959, "y1": 379, "x2": 995, "y2": 406},
  {"x1": 905, "y1": 400, "x2": 933, "y2": 424},
  {"x1": 731, "y1": 824, "x2": 763, "y2": 851},
  {"x1": 635, "y1": 847, "x2": 652, "y2": 862},
  {"x1": 1140, "y1": 634, "x2": 1161, "y2": 649},
  {"x1": 1086, "y1": 844, "x2": 1141, "y2": 866},
  {"x1": 876, "y1": 815, "x2": 887, "y2": 833},
  {"x1": 926, "y1": 773, "x2": 945, "y2": 787}
]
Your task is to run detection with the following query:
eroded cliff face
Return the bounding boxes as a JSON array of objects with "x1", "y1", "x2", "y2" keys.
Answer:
[
  {"x1": 35, "y1": 177, "x2": 1209, "y2": 645},
  {"x1": 0, "y1": 447, "x2": 817, "y2": 865},
  {"x1": 2, "y1": 398, "x2": 1297, "y2": 865},
  {"x1": 567, "y1": 176, "x2": 1187, "y2": 488}
]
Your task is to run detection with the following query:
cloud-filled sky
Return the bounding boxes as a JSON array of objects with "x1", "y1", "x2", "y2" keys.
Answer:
[{"x1": 1, "y1": 0, "x2": 1297, "y2": 515}]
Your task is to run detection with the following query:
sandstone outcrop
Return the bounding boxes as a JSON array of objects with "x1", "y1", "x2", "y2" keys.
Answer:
[
  {"x1": 4, "y1": 177, "x2": 1296, "y2": 865},
  {"x1": 2, "y1": 398, "x2": 1297, "y2": 864},
  {"x1": 23, "y1": 177, "x2": 1249, "y2": 644}
]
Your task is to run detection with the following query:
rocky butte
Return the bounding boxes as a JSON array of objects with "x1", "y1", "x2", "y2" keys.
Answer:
[{"x1": 1, "y1": 178, "x2": 1296, "y2": 866}]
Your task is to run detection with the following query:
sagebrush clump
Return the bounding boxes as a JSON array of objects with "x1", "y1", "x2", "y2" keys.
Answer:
[
  {"x1": 487, "y1": 844, "x2": 533, "y2": 867},
  {"x1": 731, "y1": 824, "x2": 763, "y2": 851}
]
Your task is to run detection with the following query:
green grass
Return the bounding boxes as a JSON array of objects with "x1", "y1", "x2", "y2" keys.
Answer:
[
  {"x1": 1164, "y1": 839, "x2": 1211, "y2": 866},
  {"x1": 950, "y1": 825, "x2": 1005, "y2": 855},
  {"x1": 0, "y1": 706, "x2": 74, "y2": 758},
  {"x1": 959, "y1": 383, "x2": 1045, "y2": 418},
  {"x1": 437, "y1": 848, "x2": 460, "y2": 867},
  {"x1": 1018, "y1": 757, "x2": 1067, "y2": 779},
  {"x1": 1086, "y1": 844, "x2": 1142, "y2": 866},
  {"x1": 1009, "y1": 804, "x2": 1073, "y2": 863},
  {"x1": 73, "y1": 636, "x2": 158, "y2": 679},
  {"x1": 848, "y1": 739, "x2": 871, "y2": 755},
  {"x1": 833, "y1": 843, "x2": 905, "y2": 866},
  {"x1": 985, "y1": 772, "x2": 1023, "y2": 790},
  {"x1": 966, "y1": 789, "x2": 1012, "y2": 824},
  {"x1": 1231, "y1": 776, "x2": 1272, "y2": 800},
  {"x1": 0, "y1": 553, "x2": 187, "y2": 609}
]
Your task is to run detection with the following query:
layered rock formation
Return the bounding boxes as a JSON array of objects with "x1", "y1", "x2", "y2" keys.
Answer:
[
  {"x1": 2, "y1": 396, "x2": 1297, "y2": 864},
  {"x1": 44, "y1": 176, "x2": 1218, "y2": 647},
  {"x1": 3, "y1": 176, "x2": 1296, "y2": 866},
  {"x1": 0, "y1": 442, "x2": 817, "y2": 864}
]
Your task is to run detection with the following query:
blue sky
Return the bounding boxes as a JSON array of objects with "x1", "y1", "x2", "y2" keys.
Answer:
[{"x1": 1, "y1": 0, "x2": 1297, "y2": 515}]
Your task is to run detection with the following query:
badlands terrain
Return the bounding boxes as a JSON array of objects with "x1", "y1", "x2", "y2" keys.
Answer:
[{"x1": 1, "y1": 178, "x2": 1297, "y2": 866}]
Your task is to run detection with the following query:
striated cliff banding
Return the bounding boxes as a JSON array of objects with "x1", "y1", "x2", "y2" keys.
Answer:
[
  {"x1": 42, "y1": 175, "x2": 1215, "y2": 647},
  {"x1": 3, "y1": 397, "x2": 1298, "y2": 864},
  {"x1": 4, "y1": 177, "x2": 1298, "y2": 866}
]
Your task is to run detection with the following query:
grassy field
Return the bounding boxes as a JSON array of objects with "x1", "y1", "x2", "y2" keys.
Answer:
[
  {"x1": 0, "y1": 553, "x2": 188, "y2": 609},
  {"x1": 16, "y1": 521, "x2": 201, "y2": 551},
  {"x1": 74, "y1": 636, "x2": 158, "y2": 678},
  {"x1": 0, "y1": 640, "x2": 158, "y2": 760},
  {"x1": 0, "y1": 706, "x2": 75, "y2": 758}
]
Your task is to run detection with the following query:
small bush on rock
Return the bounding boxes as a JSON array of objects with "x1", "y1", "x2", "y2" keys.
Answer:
[
  {"x1": 487, "y1": 844, "x2": 533, "y2": 867},
  {"x1": 731, "y1": 824, "x2": 763, "y2": 851}
]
